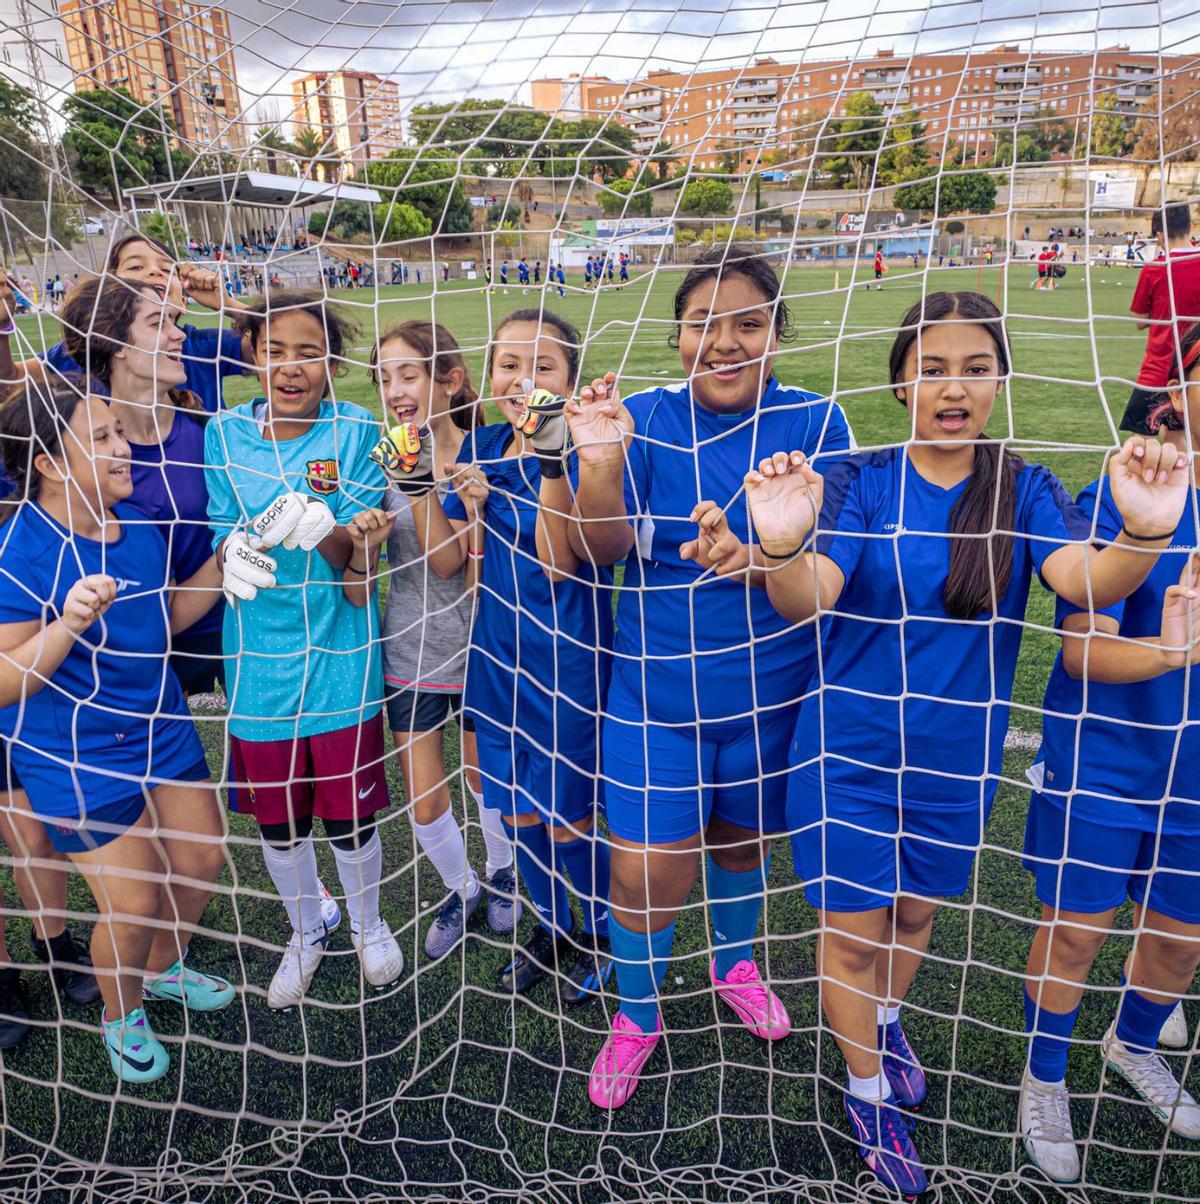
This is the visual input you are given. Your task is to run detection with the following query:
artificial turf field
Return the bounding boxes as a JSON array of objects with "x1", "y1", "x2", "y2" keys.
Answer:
[{"x1": 1, "y1": 258, "x2": 1196, "y2": 1202}]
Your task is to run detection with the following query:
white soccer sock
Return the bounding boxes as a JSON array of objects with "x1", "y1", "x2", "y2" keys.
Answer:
[
  {"x1": 467, "y1": 782, "x2": 514, "y2": 878},
  {"x1": 848, "y1": 1068, "x2": 894, "y2": 1104},
  {"x1": 877, "y1": 1003, "x2": 901, "y2": 1027},
  {"x1": 412, "y1": 809, "x2": 478, "y2": 895},
  {"x1": 260, "y1": 837, "x2": 325, "y2": 944},
  {"x1": 332, "y1": 830, "x2": 384, "y2": 935}
]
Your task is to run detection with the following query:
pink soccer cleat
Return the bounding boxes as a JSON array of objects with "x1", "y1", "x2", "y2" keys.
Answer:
[
  {"x1": 711, "y1": 959, "x2": 792, "y2": 1040},
  {"x1": 588, "y1": 1011, "x2": 662, "y2": 1109}
]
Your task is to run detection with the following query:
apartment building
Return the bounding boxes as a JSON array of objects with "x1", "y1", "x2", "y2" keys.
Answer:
[
  {"x1": 60, "y1": 0, "x2": 244, "y2": 152},
  {"x1": 290, "y1": 71, "x2": 403, "y2": 178},
  {"x1": 534, "y1": 46, "x2": 1200, "y2": 170}
]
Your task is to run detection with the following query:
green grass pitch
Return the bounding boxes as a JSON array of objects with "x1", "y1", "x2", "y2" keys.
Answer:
[{"x1": 1, "y1": 259, "x2": 1194, "y2": 1202}]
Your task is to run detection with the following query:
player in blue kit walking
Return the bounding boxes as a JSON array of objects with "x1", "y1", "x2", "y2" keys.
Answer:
[
  {"x1": 1018, "y1": 321, "x2": 1200, "y2": 1182},
  {"x1": 423, "y1": 309, "x2": 613, "y2": 1001},
  {"x1": 558, "y1": 246, "x2": 852, "y2": 1109},
  {"x1": 206, "y1": 291, "x2": 404, "y2": 1009},
  {"x1": 0, "y1": 376, "x2": 233, "y2": 1083},
  {"x1": 744, "y1": 291, "x2": 1190, "y2": 1196}
]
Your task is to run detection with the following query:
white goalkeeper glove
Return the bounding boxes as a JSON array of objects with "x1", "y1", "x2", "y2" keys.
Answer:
[
  {"x1": 250, "y1": 491, "x2": 337, "y2": 552},
  {"x1": 221, "y1": 532, "x2": 277, "y2": 603}
]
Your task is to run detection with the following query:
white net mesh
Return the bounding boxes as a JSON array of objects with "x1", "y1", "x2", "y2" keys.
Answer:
[{"x1": 0, "y1": 0, "x2": 1197, "y2": 1199}]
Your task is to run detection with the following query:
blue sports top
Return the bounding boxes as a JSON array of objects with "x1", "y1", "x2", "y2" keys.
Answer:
[
  {"x1": 1036, "y1": 477, "x2": 1200, "y2": 833},
  {"x1": 794, "y1": 445, "x2": 1093, "y2": 809},
  {"x1": 0, "y1": 502, "x2": 204, "y2": 816},
  {"x1": 442, "y1": 422, "x2": 613, "y2": 738},
  {"x1": 128, "y1": 408, "x2": 223, "y2": 639},
  {"x1": 611, "y1": 378, "x2": 851, "y2": 725}
]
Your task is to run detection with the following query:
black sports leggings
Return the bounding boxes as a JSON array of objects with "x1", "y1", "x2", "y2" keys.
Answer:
[{"x1": 259, "y1": 812, "x2": 377, "y2": 853}]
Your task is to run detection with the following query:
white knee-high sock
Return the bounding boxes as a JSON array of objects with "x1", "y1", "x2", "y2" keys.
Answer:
[
  {"x1": 331, "y1": 830, "x2": 383, "y2": 935},
  {"x1": 260, "y1": 837, "x2": 325, "y2": 943},
  {"x1": 467, "y1": 781, "x2": 514, "y2": 878},
  {"x1": 413, "y1": 809, "x2": 478, "y2": 895}
]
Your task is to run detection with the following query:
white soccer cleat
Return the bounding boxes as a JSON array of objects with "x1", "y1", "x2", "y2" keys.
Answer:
[
  {"x1": 351, "y1": 918, "x2": 404, "y2": 988},
  {"x1": 1159, "y1": 1001, "x2": 1189, "y2": 1049},
  {"x1": 1102, "y1": 1022, "x2": 1200, "y2": 1138},
  {"x1": 267, "y1": 930, "x2": 327, "y2": 1010},
  {"x1": 1019, "y1": 1070, "x2": 1080, "y2": 1183},
  {"x1": 319, "y1": 882, "x2": 342, "y2": 932}
]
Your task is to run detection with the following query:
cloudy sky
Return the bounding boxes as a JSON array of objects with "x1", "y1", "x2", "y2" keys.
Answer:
[{"x1": 2, "y1": 0, "x2": 1199, "y2": 129}]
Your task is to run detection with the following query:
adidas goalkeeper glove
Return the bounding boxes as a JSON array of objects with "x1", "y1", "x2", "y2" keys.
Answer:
[
  {"x1": 249, "y1": 492, "x2": 336, "y2": 552},
  {"x1": 221, "y1": 532, "x2": 276, "y2": 603}
]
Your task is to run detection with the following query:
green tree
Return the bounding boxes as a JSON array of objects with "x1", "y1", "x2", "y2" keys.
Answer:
[
  {"x1": 308, "y1": 200, "x2": 378, "y2": 240},
  {"x1": 1128, "y1": 95, "x2": 1195, "y2": 204},
  {"x1": 648, "y1": 139, "x2": 675, "y2": 180},
  {"x1": 0, "y1": 119, "x2": 45, "y2": 201},
  {"x1": 409, "y1": 100, "x2": 552, "y2": 173},
  {"x1": 680, "y1": 177, "x2": 733, "y2": 216},
  {"x1": 1089, "y1": 92, "x2": 1133, "y2": 159},
  {"x1": 823, "y1": 92, "x2": 885, "y2": 189},
  {"x1": 136, "y1": 210, "x2": 188, "y2": 256},
  {"x1": 988, "y1": 133, "x2": 1051, "y2": 167},
  {"x1": 366, "y1": 148, "x2": 475, "y2": 235},
  {"x1": 544, "y1": 118, "x2": 636, "y2": 181},
  {"x1": 0, "y1": 77, "x2": 38, "y2": 133},
  {"x1": 598, "y1": 176, "x2": 653, "y2": 218},
  {"x1": 894, "y1": 169, "x2": 996, "y2": 214},
  {"x1": 253, "y1": 126, "x2": 296, "y2": 175},
  {"x1": 485, "y1": 200, "x2": 521, "y2": 229},
  {"x1": 291, "y1": 125, "x2": 340, "y2": 181},
  {"x1": 376, "y1": 202, "x2": 432, "y2": 243},
  {"x1": 61, "y1": 88, "x2": 177, "y2": 202},
  {"x1": 878, "y1": 107, "x2": 928, "y2": 186}
]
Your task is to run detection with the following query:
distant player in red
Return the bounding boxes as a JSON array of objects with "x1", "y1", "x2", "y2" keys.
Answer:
[
  {"x1": 1120, "y1": 202, "x2": 1200, "y2": 434},
  {"x1": 1033, "y1": 246, "x2": 1052, "y2": 290},
  {"x1": 873, "y1": 248, "x2": 884, "y2": 290}
]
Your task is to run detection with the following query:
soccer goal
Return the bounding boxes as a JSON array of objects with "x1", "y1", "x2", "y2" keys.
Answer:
[{"x1": 0, "y1": 0, "x2": 1197, "y2": 1200}]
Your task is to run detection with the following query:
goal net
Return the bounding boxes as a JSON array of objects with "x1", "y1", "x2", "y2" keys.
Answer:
[{"x1": 0, "y1": 0, "x2": 1197, "y2": 1199}]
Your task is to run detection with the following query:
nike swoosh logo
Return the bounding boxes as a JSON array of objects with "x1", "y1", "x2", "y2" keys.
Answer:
[
  {"x1": 119, "y1": 1049, "x2": 158, "y2": 1073},
  {"x1": 594, "y1": 909, "x2": 608, "y2": 922},
  {"x1": 357, "y1": 784, "x2": 376, "y2": 800}
]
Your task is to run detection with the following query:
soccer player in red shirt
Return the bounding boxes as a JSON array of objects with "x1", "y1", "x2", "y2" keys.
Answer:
[{"x1": 1120, "y1": 203, "x2": 1200, "y2": 434}]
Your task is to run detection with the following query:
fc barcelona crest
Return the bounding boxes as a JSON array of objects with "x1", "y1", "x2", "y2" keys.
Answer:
[{"x1": 305, "y1": 459, "x2": 340, "y2": 494}]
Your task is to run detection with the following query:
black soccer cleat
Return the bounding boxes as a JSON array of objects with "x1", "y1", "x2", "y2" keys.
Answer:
[{"x1": 32, "y1": 928, "x2": 102, "y2": 1006}]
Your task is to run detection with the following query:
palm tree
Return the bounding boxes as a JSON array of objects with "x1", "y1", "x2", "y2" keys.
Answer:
[
  {"x1": 292, "y1": 125, "x2": 339, "y2": 182},
  {"x1": 253, "y1": 125, "x2": 295, "y2": 175}
]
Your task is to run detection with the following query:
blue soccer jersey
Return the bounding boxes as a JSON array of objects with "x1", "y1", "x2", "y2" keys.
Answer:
[
  {"x1": 794, "y1": 446, "x2": 1093, "y2": 810},
  {"x1": 1036, "y1": 478, "x2": 1200, "y2": 834},
  {"x1": 204, "y1": 398, "x2": 386, "y2": 741},
  {"x1": 442, "y1": 422, "x2": 613, "y2": 742},
  {"x1": 129, "y1": 409, "x2": 222, "y2": 639},
  {"x1": 41, "y1": 324, "x2": 244, "y2": 413},
  {"x1": 0, "y1": 502, "x2": 205, "y2": 817},
  {"x1": 611, "y1": 378, "x2": 851, "y2": 725}
]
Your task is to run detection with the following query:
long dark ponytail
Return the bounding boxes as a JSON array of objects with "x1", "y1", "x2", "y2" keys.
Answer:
[
  {"x1": 0, "y1": 375, "x2": 89, "y2": 527},
  {"x1": 889, "y1": 291, "x2": 1023, "y2": 619}
]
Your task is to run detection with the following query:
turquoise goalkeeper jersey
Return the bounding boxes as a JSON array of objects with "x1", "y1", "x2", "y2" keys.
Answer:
[{"x1": 204, "y1": 398, "x2": 386, "y2": 741}]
